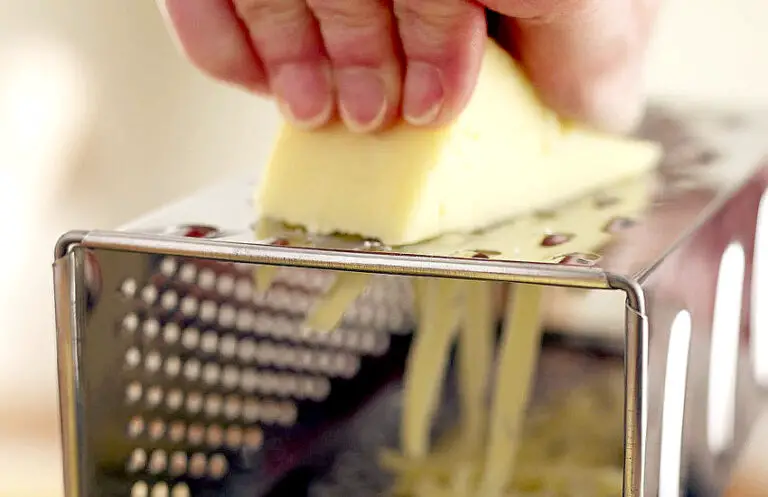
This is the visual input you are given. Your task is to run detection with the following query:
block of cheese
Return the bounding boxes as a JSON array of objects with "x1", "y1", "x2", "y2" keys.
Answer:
[{"x1": 255, "y1": 39, "x2": 661, "y2": 246}]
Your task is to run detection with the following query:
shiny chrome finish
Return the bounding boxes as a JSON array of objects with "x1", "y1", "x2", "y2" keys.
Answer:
[{"x1": 53, "y1": 102, "x2": 768, "y2": 497}]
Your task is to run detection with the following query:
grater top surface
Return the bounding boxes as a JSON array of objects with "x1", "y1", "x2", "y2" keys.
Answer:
[{"x1": 98, "y1": 102, "x2": 768, "y2": 282}]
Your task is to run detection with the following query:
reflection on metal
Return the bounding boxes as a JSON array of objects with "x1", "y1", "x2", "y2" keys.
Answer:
[
  {"x1": 659, "y1": 310, "x2": 692, "y2": 497},
  {"x1": 752, "y1": 189, "x2": 768, "y2": 385},
  {"x1": 52, "y1": 102, "x2": 768, "y2": 497},
  {"x1": 708, "y1": 243, "x2": 746, "y2": 456}
]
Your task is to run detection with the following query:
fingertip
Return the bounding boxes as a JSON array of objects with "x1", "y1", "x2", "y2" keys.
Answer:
[
  {"x1": 395, "y1": 0, "x2": 486, "y2": 127},
  {"x1": 402, "y1": 62, "x2": 444, "y2": 126},
  {"x1": 272, "y1": 62, "x2": 335, "y2": 130}
]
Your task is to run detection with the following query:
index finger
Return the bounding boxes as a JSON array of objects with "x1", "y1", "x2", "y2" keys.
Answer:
[{"x1": 486, "y1": 0, "x2": 662, "y2": 133}]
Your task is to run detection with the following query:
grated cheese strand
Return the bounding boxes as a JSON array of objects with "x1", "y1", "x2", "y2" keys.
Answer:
[
  {"x1": 253, "y1": 265, "x2": 279, "y2": 294},
  {"x1": 401, "y1": 278, "x2": 462, "y2": 458},
  {"x1": 457, "y1": 281, "x2": 495, "y2": 451},
  {"x1": 477, "y1": 283, "x2": 544, "y2": 497},
  {"x1": 303, "y1": 271, "x2": 372, "y2": 332}
]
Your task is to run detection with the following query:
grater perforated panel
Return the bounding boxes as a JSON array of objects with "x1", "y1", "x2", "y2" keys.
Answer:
[{"x1": 83, "y1": 248, "x2": 421, "y2": 497}]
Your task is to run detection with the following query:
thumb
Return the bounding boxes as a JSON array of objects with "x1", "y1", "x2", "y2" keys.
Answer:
[{"x1": 488, "y1": 0, "x2": 662, "y2": 133}]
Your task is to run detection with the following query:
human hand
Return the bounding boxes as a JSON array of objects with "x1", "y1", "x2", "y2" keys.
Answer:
[{"x1": 158, "y1": 0, "x2": 661, "y2": 133}]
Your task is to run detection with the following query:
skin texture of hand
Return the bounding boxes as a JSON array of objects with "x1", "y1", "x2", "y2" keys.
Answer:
[{"x1": 158, "y1": 0, "x2": 662, "y2": 134}]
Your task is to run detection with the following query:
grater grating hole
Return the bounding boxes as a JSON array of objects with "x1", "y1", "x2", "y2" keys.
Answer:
[
  {"x1": 204, "y1": 393, "x2": 223, "y2": 417},
  {"x1": 234, "y1": 278, "x2": 253, "y2": 302},
  {"x1": 277, "y1": 402, "x2": 298, "y2": 426},
  {"x1": 200, "y1": 330, "x2": 218, "y2": 354},
  {"x1": 220, "y1": 334, "x2": 238, "y2": 358},
  {"x1": 179, "y1": 263, "x2": 197, "y2": 284},
  {"x1": 261, "y1": 401, "x2": 281, "y2": 424},
  {"x1": 206, "y1": 424, "x2": 224, "y2": 448},
  {"x1": 186, "y1": 391, "x2": 204, "y2": 414},
  {"x1": 171, "y1": 483, "x2": 190, "y2": 497},
  {"x1": 236, "y1": 308, "x2": 255, "y2": 331},
  {"x1": 127, "y1": 416, "x2": 145, "y2": 438},
  {"x1": 218, "y1": 304, "x2": 237, "y2": 328},
  {"x1": 224, "y1": 394, "x2": 242, "y2": 419},
  {"x1": 165, "y1": 356, "x2": 182, "y2": 377},
  {"x1": 187, "y1": 423, "x2": 205, "y2": 446},
  {"x1": 143, "y1": 318, "x2": 161, "y2": 340},
  {"x1": 188, "y1": 453, "x2": 207, "y2": 478},
  {"x1": 200, "y1": 300, "x2": 218, "y2": 323},
  {"x1": 202, "y1": 363, "x2": 221, "y2": 386},
  {"x1": 216, "y1": 273, "x2": 236, "y2": 296},
  {"x1": 121, "y1": 278, "x2": 138, "y2": 298},
  {"x1": 127, "y1": 448, "x2": 147, "y2": 473},
  {"x1": 160, "y1": 257, "x2": 178, "y2": 277},
  {"x1": 244, "y1": 427, "x2": 264, "y2": 449},
  {"x1": 168, "y1": 421, "x2": 186, "y2": 443},
  {"x1": 243, "y1": 399, "x2": 260, "y2": 422},
  {"x1": 145, "y1": 351, "x2": 162, "y2": 373},
  {"x1": 557, "y1": 252, "x2": 601, "y2": 266},
  {"x1": 161, "y1": 291, "x2": 179, "y2": 311},
  {"x1": 141, "y1": 285, "x2": 159, "y2": 305},
  {"x1": 169, "y1": 451, "x2": 188, "y2": 477},
  {"x1": 123, "y1": 313, "x2": 140, "y2": 333},
  {"x1": 146, "y1": 386, "x2": 163, "y2": 408},
  {"x1": 148, "y1": 449, "x2": 168, "y2": 474},
  {"x1": 126, "y1": 382, "x2": 143, "y2": 404},
  {"x1": 181, "y1": 328, "x2": 200, "y2": 350},
  {"x1": 148, "y1": 419, "x2": 166, "y2": 441},
  {"x1": 180, "y1": 295, "x2": 199, "y2": 318},
  {"x1": 541, "y1": 233, "x2": 574, "y2": 247},
  {"x1": 131, "y1": 481, "x2": 149, "y2": 497},
  {"x1": 166, "y1": 389, "x2": 184, "y2": 410},
  {"x1": 126, "y1": 347, "x2": 141, "y2": 369},
  {"x1": 163, "y1": 323, "x2": 181, "y2": 344},
  {"x1": 221, "y1": 365, "x2": 240, "y2": 390},
  {"x1": 208, "y1": 453, "x2": 229, "y2": 480},
  {"x1": 225, "y1": 425, "x2": 243, "y2": 448},
  {"x1": 198, "y1": 268, "x2": 217, "y2": 290},
  {"x1": 604, "y1": 216, "x2": 636, "y2": 234},
  {"x1": 150, "y1": 481, "x2": 168, "y2": 497}
]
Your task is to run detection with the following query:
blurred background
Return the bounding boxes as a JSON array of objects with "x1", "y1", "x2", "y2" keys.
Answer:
[{"x1": 1, "y1": 0, "x2": 768, "y2": 495}]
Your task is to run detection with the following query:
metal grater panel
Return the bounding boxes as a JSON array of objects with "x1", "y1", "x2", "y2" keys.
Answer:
[{"x1": 77, "y1": 248, "x2": 418, "y2": 497}]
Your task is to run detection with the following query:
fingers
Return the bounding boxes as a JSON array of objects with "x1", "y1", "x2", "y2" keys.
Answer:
[
  {"x1": 487, "y1": 0, "x2": 662, "y2": 133},
  {"x1": 233, "y1": 0, "x2": 334, "y2": 129},
  {"x1": 393, "y1": 0, "x2": 487, "y2": 126},
  {"x1": 162, "y1": 0, "x2": 488, "y2": 131},
  {"x1": 307, "y1": 0, "x2": 402, "y2": 132},
  {"x1": 162, "y1": 0, "x2": 268, "y2": 93}
]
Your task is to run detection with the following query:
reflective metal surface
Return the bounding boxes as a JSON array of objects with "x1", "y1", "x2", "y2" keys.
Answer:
[{"x1": 53, "y1": 101, "x2": 768, "y2": 497}]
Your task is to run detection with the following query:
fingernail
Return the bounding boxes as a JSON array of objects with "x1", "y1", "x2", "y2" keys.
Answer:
[
  {"x1": 403, "y1": 62, "x2": 444, "y2": 126},
  {"x1": 336, "y1": 68, "x2": 388, "y2": 133},
  {"x1": 272, "y1": 62, "x2": 333, "y2": 129}
]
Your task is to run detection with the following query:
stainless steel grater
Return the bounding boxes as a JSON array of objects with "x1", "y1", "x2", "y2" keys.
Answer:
[{"x1": 53, "y1": 101, "x2": 768, "y2": 497}]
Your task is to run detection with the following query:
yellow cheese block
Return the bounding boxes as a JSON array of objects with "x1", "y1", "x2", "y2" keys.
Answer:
[{"x1": 256, "y1": 39, "x2": 661, "y2": 246}]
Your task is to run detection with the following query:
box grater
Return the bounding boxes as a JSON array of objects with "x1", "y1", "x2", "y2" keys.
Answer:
[{"x1": 53, "y1": 101, "x2": 768, "y2": 497}]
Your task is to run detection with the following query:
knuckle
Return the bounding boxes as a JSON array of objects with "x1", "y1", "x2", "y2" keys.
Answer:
[
  {"x1": 233, "y1": 0, "x2": 305, "y2": 26},
  {"x1": 394, "y1": 0, "x2": 465, "y2": 29},
  {"x1": 306, "y1": 0, "x2": 374, "y2": 29}
]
